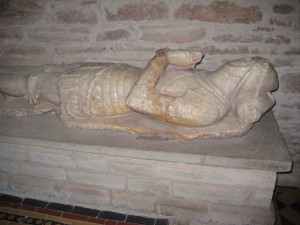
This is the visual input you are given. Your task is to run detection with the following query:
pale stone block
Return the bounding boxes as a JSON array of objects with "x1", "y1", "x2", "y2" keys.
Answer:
[
  {"x1": 155, "y1": 162, "x2": 206, "y2": 182},
  {"x1": 67, "y1": 170, "x2": 126, "y2": 189},
  {"x1": 27, "y1": 29, "x2": 89, "y2": 43},
  {"x1": 65, "y1": 183, "x2": 111, "y2": 207},
  {"x1": 173, "y1": 182, "x2": 260, "y2": 206},
  {"x1": 10, "y1": 175, "x2": 65, "y2": 201},
  {"x1": 52, "y1": 9, "x2": 97, "y2": 24},
  {"x1": 29, "y1": 150, "x2": 75, "y2": 168},
  {"x1": 109, "y1": 157, "x2": 155, "y2": 176},
  {"x1": 141, "y1": 27, "x2": 206, "y2": 44},
  {"x1": 168, "y1": 218, "x2": 191, "y2": 225},
  {"x1": 156, "y1": 161, "x2": 276, "y2": 189},
  {"x1": 76, "y1": 156, "x2": 108, "y2": 173},
  {"x1": 159, "y1": 202, "x2": 209, "y2": 222},
  {"x1": 19, "y1": 163, "x2": 66, "y2": 181},
  {"x1": 252, "y1": 189, "x2": 275, "y2": 207},
  {"x1": 196, "y1": 221, "x2": 231, "y2": 225},
  {"x1": 0, "y1": 143, "x2": 28, "y2": 161},
  {"x1": 209, "y1": 203, "x2": 274, "y2": 225},
  {"x1": 207, "y1": 167, "x2": 276, "y2": 190},
  {"x1": 174, "y1": 1, "x2": 262, "y2": 24},
  {"x1": 0, "y1": 172, "x2": 9, "y2": 191},
  {"x1": 104, "y1": 1, "x2": 169, "y2": 21},
  {"x1": 127, "y1": 177, "x2": 171, "y2": 195},
  {"x1": 111, "y1": 190, "x2": 157, "y2": 213},
  {"x1": 0, "y1": 160, "x2": 20, "y2": 174}
]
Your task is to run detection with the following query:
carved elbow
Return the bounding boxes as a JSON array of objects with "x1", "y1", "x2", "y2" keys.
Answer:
[
  {"x1": 170, "y1": 99, "x2": 221, "y2": 127},
  {"x1": 125, "y1": 90, "x2": 145, "y2": 112}
]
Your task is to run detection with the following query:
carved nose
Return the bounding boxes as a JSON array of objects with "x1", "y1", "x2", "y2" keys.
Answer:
[{"x1": 259, "y1": 60, "x2": 279, "y2": 94}]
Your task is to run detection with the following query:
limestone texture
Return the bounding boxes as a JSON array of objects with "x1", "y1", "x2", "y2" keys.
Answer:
[{"x1": 0, "y1": 49, "x2": 278, "y2": 140}]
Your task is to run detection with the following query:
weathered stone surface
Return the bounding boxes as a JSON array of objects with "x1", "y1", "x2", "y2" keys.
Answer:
[
  {"x1": 212, "y1": 34, "x2": 263, "y2": 43},
  {"x1": 0, "y1": 172, "x2": 8, "y2": 191},
  {"x1": 0, "y1": 0, "x2": 297, "y2": 188},
  {"x1": 269, "y1": 18, "x2": 292, "y2": 26},
  {"x1": 173, "y1": 182, "x2": 260, "y2": 206},
  {"x1": 64, "y1": 183, "x2": 111, "y2": 207},
  {"x1": 109, "y1": 157, "x2": 155, "y2": 176},
  {"x1": 79, "y1": 0, "x2": 97, "y2": 5},
  {"x1": 69, "y1": 27, "x2": 90, "y2": 34},
  {"x1": 253, "y1": 27, "x2": 274, "y2": 32},
  {"x1": 111, "y1": 190, "x2": 157, "y2": 213},
  {"x1": 55, "y1": 46, "x2": 105, "y2": 55},
  {"x1": 48, "y1": 0, "x2": 97, "y2": 7},
  {"x1": 67, "y1": 171, "x2": 126, "y2": 189},
  {"x1": 141, "y1": 28, "x2": 206, "y2": 43},
  {"x1": 19, "y1": 163, "x2": 66, "y2": 181},
  {"x1": 0, "y1": 56, "x2": 51, "y2": 67},
  {"x1": 246, "y1": 45, "x2": 277, "y2": 56},
  {"x1": 0, "y1": 143, "x2": 28, "y2": 161},
  {"x1": 105, "y1": 1, "x2": 169, "y2": 21},
  {"x1": 284, "y1": 48, "x2": 300, "y2": 55},
  {"x1": 202, "y1": 46, "x2": 249, "y2": 55},
  {"x1": 273, "y1": 4, "x2": 295, "y2": 14},
  {"x1": 275, "y1": 109, "x2": 300, "y2": 123},
  {"x1": 10, "y1": 175, "x2": 65, "y2": 200},
  {"x1": 273, "y1": 58, "x2": 296, "y2": 67},
  {"x1": 76, "y1": 156, "x2": 108, "y2": 173},
  {"x1": 29, "y1": 149, "x2": 75, "y2": 169},
  {"x1": 0, "y1": 28, "x2": 23, "y2": 39},
  {"x1": 127, "y1": 177, "x2": 171, "y2": 195},
  {"x1": 158, "y1": 200, "x2": 209, "y2": 221},
  {"x1": 0, "y1": 160, "x2": 19, "y2": 174},
  {"x1": 251, "y1": 49, "x2": 260, "y2": 54},
  {"x1": 52, "y1": 9, "x2": 97, "y2": 24},
  {"x1": 0, "y1": 107, "x2": 292, "y2": 223},
  {"x1": 174, "y1": 1, "x2": 262, "y2": 24},
  {"x1": 286, "y1": 143, "x2": 300, "y2": 155},
  {"x1": 209, "y1": 204, "x2": 274, "y2": 225},
  {"x1": 281, "y1": 73, "x2": 300, "y2": 93},
  {"x1": 111, "y1": 42, "x2": 156, "y2": 52},
  {"x1": 156, "y1": 162, "x2": 276, "y2": 189},
  {"x1": 1, "y1": 45, "x2": 46, "y2": 55},
  {"x1": 0, "y1": 49, "x2": 279, "y2": 139},
  {"x1": 292, "y1": 153, "x2": 300, "y2": 163},
  {"x1": 0, "y1": 0, "x2": 47, "y2": 25},
  {"x1": 97, "y1": 29, "x2": 131, "y2": 41},
  {"x1": 27, "y1": 27, "x2": 89, "y2": 43},
  {"x1": 0, "y1": 103, "x2": 292, "y2": 174},
  {"x1": 265, "y1": 35, "x2": 291, "y2": 44}
]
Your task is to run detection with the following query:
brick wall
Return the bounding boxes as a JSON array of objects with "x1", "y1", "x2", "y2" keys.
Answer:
[{"x1": 0, "y1": 0, "x2": 299, "y2": 186}]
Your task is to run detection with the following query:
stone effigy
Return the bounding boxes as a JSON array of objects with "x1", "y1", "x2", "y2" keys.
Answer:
[{"x1": 0, "y1": 49, "x2": 278, "y2": 140}]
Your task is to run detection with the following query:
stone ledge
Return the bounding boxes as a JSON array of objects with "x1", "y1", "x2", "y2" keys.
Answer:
[{"x1": 0, "y1": 110, "x2": 292, "y2": 172}]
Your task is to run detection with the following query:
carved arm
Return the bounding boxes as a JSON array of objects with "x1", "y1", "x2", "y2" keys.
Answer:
[{"x1": 126, "y1": 49, "x2": 206, "y2": 126}]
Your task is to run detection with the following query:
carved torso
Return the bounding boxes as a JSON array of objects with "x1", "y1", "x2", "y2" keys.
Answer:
[{"x1": 57, "y1": 63, "x2": 141, "y2": 117}]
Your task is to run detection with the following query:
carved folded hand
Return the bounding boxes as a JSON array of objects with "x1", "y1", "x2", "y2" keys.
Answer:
[{"x1": 166, "y1": 49, "x2": 204, "y2": 67}]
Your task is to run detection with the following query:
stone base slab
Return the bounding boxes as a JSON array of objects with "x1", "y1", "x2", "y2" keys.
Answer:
[{"x1": 0, "y1": 111, "x2": 292, "y2": 224}]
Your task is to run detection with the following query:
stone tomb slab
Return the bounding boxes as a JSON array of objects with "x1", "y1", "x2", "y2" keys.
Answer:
[
  {"x1": 0, "y1": 108, "x2": 292, "y2": 172},
  {"x1": 0, "y1": 108, "x2": 292, "y2": 225}
]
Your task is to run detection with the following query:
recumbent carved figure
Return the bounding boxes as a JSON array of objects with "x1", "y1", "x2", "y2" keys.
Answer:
[{"x1": 0, "y1": 49, "x2": 278, "y2": 140}]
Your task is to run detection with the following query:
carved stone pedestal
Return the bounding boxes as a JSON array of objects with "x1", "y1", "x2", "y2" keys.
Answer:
[{"x1": 0, "y1": 111, "x2": 292, "y2": 225}]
